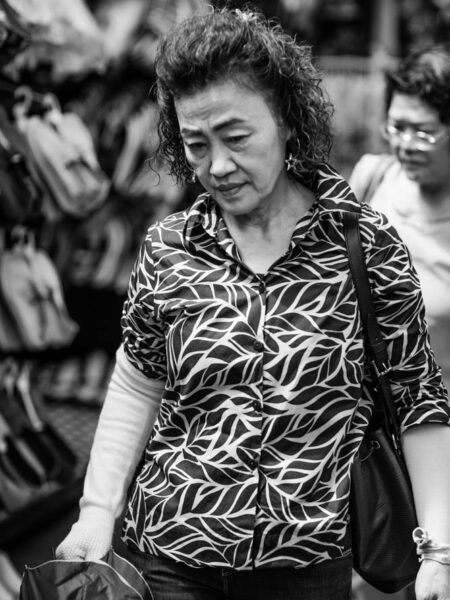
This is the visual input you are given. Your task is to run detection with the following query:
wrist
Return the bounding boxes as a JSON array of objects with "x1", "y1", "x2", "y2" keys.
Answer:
[
  {"x1": 56, "y1": 506, "x2": 116, "y2": 560},
  {"x1": 413, "y1": 527, "x2": 450, "y2": 565},
  {"x1": 78, "y1": 505, "x2": 116, "y2": 535}
]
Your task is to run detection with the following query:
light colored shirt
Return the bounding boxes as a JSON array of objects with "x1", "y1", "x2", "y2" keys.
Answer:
[
  {"x1": 121, "y1": 163, "x2": 449, "y2": 570},
  {"x1": 351, "y1": 154, "x2": 450, "y2": 390}
]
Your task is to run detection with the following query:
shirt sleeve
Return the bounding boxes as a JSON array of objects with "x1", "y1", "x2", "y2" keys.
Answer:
[
  {"x1": 121, "y1": 229, "x2": 167, "y2": 379},
  {"x1": 55, "y1": 346, "x2": 164, "y2": 560},
  {"x1": 363, "y1": 212, "x2": 450, "y2": 431}
]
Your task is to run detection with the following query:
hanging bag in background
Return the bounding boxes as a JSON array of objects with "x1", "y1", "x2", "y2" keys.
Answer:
[
  {"x1": 19, "y1": 548, "x2": 153, "y2": 600},
  {"x1": 0, "y1": 373, "x2": 56, "y2": 512},
  {"x1": 0, "y1": 105, "x2": 41, "y2": 223},
  {"x1": 0, "y1": 0, "x2": 106, "y2": 81},
  {"x1": 343, "y1": 210, "x2": 419, "y2": 593},
  {"x1": 0, "y1": 410, "x2": 43, "y2": 502},
  {"x1": 14, "y1": 93, "x2": 110, "y2": 219},
  {"x1": 0, "y1": 359, "x2": 79, "y2": 511},
  {"x1": 0, "y1": 227, "x2": 79, "y2": 352},
  {"x1": 14, "y1": 361, "x2": 78, "y2": 484},
  {"x1": 1, "y1": 361, "x2": 48, "y2": 487},
  {"x1": 0, "y1": 232, "x2": 23, "y2": 353},
  {"x1": 0, "y1": 0, "x2": 31, "y2": 65}
]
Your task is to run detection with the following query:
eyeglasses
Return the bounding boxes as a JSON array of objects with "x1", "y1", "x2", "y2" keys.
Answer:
[{"x1": 381, "y1": 122, "x2": 450, "y2": 150}]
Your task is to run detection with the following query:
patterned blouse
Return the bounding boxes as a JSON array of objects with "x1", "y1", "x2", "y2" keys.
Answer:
[{"x1": 121, "y1": 163, "x2": 449, "y2": 570}]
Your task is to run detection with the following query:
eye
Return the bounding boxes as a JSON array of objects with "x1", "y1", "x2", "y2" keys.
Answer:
[
  {"x1": 415, "y1": 131, "x2": 435, "y2": 142},
  {"x1": 387, "y1": 123, "x2": 402, "y2": 133},
  {"x1": 186, "y1": 141, "x2": 206, "y2": 151},
  {"x1": 227, "y1": 135, "x2": 247, "y2": 144},
  {"x1": 184, "y1": 141, "x2": 208, "y2": 159}
]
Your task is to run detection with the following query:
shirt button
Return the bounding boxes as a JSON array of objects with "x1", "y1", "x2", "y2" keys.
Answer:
[
  {"x1": 248, "y1": 459, "x2": 257, "y2": 470},
  {"x1": 252, "y1": 400, "x2": 260, "y2": 411},
  {"x1": 259, "y1": 280, "x2": 265, "y2": 293},
  {"x1": 253, "y1": 340, "x2": 264, "y2": 351}
]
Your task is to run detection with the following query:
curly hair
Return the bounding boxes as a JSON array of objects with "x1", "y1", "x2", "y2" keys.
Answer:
[
  {"x1": 385, "y1": 44, "x2": 450, "y2": 124},
  {"x1": 153, "y1": 6, "x2": 334, "y2": 185}
]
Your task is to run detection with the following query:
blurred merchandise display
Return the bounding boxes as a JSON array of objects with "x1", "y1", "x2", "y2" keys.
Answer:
[{"x1": 0, "y1": 0, "x2": 204, "y2": 587}]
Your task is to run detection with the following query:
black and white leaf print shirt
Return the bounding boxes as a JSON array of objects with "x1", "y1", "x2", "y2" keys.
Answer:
[{"x1": 121, "y1": 163, "x2": 449, "y2": 570}]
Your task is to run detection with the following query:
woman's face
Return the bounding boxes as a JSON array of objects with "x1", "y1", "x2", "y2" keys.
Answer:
[
  {"x1": 386, "y1": 92, "x2": 450, "y2": 188},
  {"x1": 175, "y1": 77, "x2": 290, "y2": 217}
]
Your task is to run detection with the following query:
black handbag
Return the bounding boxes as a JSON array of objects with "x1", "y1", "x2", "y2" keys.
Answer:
[{"x1": 343, "y1": 210, "x2": 419, "y2": 593}]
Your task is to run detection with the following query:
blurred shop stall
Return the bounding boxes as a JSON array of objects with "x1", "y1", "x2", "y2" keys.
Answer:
[{"x1": 0, "y1": 0, "x2": 206, "y2": 596}]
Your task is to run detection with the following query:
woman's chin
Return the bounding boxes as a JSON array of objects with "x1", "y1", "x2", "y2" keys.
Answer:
[{"x1": 401, "y1": 162, "x2": 425, "y2": 181}]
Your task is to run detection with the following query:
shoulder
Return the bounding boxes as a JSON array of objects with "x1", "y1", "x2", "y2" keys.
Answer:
[
  {"x1": 140, "y1": 208, "x2": 194, "y2": 254},
  {"x1": 139, "y1": 193, "x2": 214, "y2": 259},
  {"x1": 313, "y1": 165, "x2": 415, "y2": 279},
  {"x1": 314, "y1": 162, "x2": 389, "y2": 227},
  {"x1": 358, "y1": 201, "x2": 394, "y2": 243},
  {"x1": 146, "y1": 210, "x2": 189, "y2": 239},
  {"x1": 350, "y1": 153, "x2": 394, "y2": 178},
  {"x1": 311, "y1": 164, "x2": 392, "y2": 258},
  {"x1": 349, "y1": 153, "x2": 397, "y2": 204}
]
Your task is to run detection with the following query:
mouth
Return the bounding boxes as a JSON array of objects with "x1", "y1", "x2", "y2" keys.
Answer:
[
  {"x1": 400, "y1": 159, "x2": 425, "y2": 169},
  {"x1": 216, "y1": 183, "x2": 244, "y2": 192},
  {"x1": 214, "y1": 183, "x2": 245, "y2": 197}
]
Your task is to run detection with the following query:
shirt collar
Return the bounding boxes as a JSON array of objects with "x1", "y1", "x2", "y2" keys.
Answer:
[
  {"x1": 183, "y1": 192, "x2": 219, "y2": 241},
  {"x1": 183, "y1": 164, "x2": 360, "y2": 245}
]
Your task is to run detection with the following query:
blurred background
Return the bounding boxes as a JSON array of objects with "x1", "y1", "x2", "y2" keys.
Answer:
[
  {"x1": 1, "y1": 1, "x2": 449, "y2": 599},
  {"x1": 256, "y1": 0, "x2": 450, "y2": 177}
]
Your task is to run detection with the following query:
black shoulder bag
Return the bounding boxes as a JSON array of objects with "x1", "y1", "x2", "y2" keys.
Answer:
[{"x1": 343, "y1": 210, "x2": 419, "y2": 593}]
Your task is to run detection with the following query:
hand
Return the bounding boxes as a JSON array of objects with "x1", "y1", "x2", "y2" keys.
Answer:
[
  {"x1": 55, "y1": 519, "x2": 114, "y2": 561},
  {"x1": 415, "y1": 559, "x2": 450, "y2": 600}
]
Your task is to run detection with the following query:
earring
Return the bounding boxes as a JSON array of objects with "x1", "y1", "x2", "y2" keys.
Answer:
[
  {"x1": 285, "y1": 153, "x2": 297, "y2": 172},
  {"x1": 190, "y1": 171, "x2": 197, "y2": 183}
]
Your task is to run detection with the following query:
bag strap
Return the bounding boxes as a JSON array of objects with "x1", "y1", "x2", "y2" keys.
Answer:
[{"x1": 343, "y1": 210, "x2": 403, "y2": 455}]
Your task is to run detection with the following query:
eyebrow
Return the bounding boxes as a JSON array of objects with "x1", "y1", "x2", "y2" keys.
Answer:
[
  {"x1": 388, "y1": 117, "x2": 440, "y2": 128},
  {"x1": 180, "y1": 117, "x2": 247, "y2": 136}
]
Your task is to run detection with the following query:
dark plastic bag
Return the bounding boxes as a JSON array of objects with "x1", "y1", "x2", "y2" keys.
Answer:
[{"x1": 19, "y1": 548, "x2": 153, "y2": 600}]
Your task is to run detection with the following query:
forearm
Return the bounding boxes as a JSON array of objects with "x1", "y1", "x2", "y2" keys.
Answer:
[
  {"x1": 402, "y1": 424, "x2": 450, "y2": 542},
  {"x1": 80, "y1": 345, "x2": 164, "y2": 516},
  {"x1": 56, "y1": 346, "x2": 164, "y2": 560},
  {"x1": 56, "y1": 345, "x2": 164, "y2": 559}
]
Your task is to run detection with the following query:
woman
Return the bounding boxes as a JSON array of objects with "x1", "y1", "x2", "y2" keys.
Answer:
[
  {"x1": 350, "y1": 44, "x2": 450, "y2": 393},
  {"x1": 57, "y1": 9, "x2": 450, "y2": 600}
]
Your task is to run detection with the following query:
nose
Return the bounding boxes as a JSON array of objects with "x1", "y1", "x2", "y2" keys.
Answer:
[
  {"x1": 209, "y1": 144, "x2": 236, "y2": 179},
  {"x1": 396, "y1": 131, "x2": 416, "y2": 150}
]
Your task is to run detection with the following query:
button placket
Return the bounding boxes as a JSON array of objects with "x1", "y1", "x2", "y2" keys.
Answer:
[
  {"x1": 254, "y1": 276, "x2": 266, "y2": 354},
  {"x1": 248, "y1": 458, "x2": 257, "y2": 470},
  {"x1": 253, "y1": 339, "x2": 264, "y2": 351}
]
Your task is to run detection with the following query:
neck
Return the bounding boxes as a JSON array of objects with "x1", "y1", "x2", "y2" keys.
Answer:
[
  {"x1": 223, "y1": 178, "x2": 314, "y2": 233},
  {"x1": 419, "y1": 181, "x2": 450, "y2": 213},
  {"x1": 220, "y1": 178, "x2": 315, "y2": 274}
]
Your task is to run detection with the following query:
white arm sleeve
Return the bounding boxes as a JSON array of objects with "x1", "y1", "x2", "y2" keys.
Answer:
[{"x1": 55, "y1": 344, "x2": 164, "y2": 560}]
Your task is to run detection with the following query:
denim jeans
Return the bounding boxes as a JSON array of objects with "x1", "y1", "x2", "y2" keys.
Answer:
[{"x1": 126, "y1": 549, "x2": 353, "y2": 600}]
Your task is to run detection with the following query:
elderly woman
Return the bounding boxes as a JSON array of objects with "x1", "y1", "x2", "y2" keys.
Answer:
[
  {"x1": 57, "y1": 8, "x2": 450, "y2": 600},
  {"x1": 350, "y1": 44, "x2": 450, "y2": 396}
]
